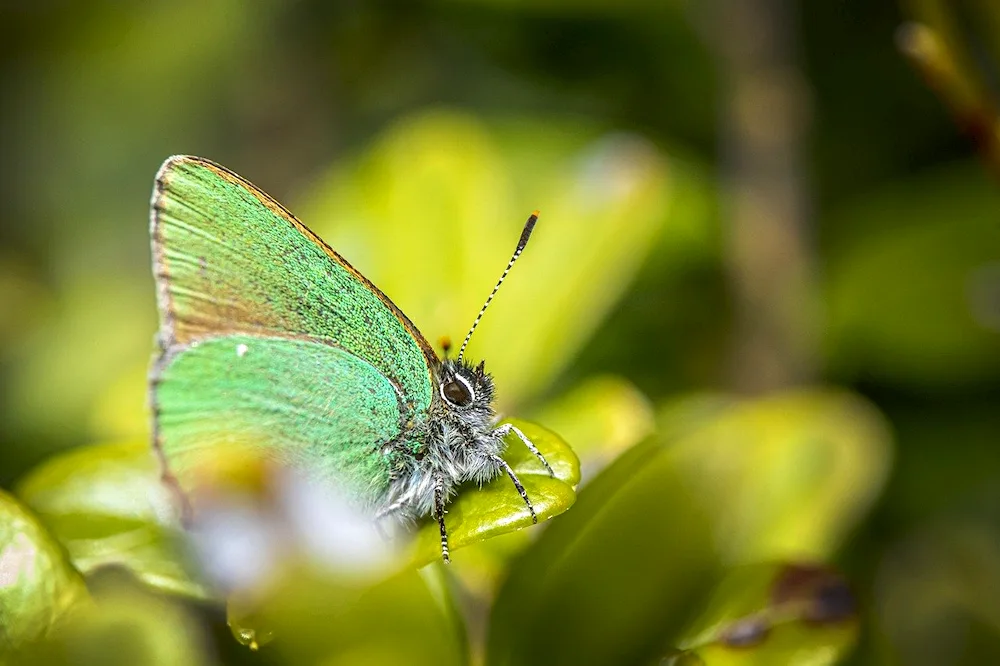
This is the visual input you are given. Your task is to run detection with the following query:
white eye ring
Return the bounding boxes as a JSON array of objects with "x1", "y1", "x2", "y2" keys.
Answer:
[{"x1": 440, "y1": 373, "x2": 475, "y2": 406}]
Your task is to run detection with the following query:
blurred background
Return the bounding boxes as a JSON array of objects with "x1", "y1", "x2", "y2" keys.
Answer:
[{"x1": 2, "y1": 1, "x2": 1000, "y2": 665}]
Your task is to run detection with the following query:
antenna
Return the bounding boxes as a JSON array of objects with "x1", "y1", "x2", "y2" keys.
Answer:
[{"x1": 457, "y1": 211, "x2": 539, "y2": 362}]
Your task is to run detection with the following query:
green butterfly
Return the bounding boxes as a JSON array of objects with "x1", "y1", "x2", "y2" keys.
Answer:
[{"x1": 149, "y1": 155, "x2": 552, "y2": 562}]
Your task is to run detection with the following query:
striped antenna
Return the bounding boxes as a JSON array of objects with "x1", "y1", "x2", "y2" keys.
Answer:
[{"x1": 457, "y1": 211, "x2": 539, "y2": 362}]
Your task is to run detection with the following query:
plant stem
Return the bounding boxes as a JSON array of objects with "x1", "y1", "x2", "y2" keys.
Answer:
[{"x1": 703, "y1": 0, "x2": 819, "y2": 392}]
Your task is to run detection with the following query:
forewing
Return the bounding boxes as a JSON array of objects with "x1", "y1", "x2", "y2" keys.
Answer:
[
  {"x1": 151, "y1": 155, "x2": 437, "y2": 412},
  {"x1": 155, "y1": 335, "x2": 403, "y2": 505}
]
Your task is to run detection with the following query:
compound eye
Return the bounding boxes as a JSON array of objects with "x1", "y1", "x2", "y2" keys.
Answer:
[{"x1": 441, "y1": 375, "x2": 475, "y2": 407}]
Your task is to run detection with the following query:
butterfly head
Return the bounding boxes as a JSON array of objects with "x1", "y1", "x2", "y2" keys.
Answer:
[{"x1": 437, "y1": 358, "x2": 495, "y2": 414}]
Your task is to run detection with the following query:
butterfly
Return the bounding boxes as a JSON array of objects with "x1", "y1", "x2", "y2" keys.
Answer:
[{"x1": 149, "y1": 155, "x2": 553, "y2": 562}]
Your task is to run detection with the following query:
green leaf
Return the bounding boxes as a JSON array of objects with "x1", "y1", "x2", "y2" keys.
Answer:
[
  {"x1": 661, "y1": 388, "x2": 893, "y2": 563},
  {"x1": 14, "y1": 441, "x2": 210, "y2": 600},
  {"x1": 0, "y1": 489, "x2": 89, "y2": 657},
  {"x1": 20, "y1": 577, "x2": 212, "y2": 666},
  {"x1": 487, "y1": 440, "x2": 721, "y2": 666},
  {"x1": 487, "y1": 388, "x2": 888, "y2": 666},
  {"x1": 676, "y1": 563, "x2": 858, "y2": 666},
  {"x1": 409, "y1": 418, "x2": 579, "y2": 567},
  {"x1": 279, "y1": 567, "x2": 469, "y2": 666}
]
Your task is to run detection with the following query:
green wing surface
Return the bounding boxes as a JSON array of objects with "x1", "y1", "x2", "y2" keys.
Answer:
[
  {"x1": 151, "y1": 155, "x2": 437, "y2": 413},
  {"x1": 151, "y1": 156, "x2": 438, "y2": 505},
  {"x1": 156, "y1": 336, "x2": 401, "y2": 501}
]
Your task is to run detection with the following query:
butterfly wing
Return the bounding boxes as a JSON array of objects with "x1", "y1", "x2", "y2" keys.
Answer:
[
  {"x1": 150, "y1": 156, "x2": 438, "y2": 504},
  {"x1": 155, "y1": 335, "x2": 405, "y2": 502},
  {"x1": 152, "y1": 155, "x2": 438, "y2": 407}
]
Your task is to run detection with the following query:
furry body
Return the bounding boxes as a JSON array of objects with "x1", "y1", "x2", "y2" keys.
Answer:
[{"x1": 377, "y1": 359, "x2": 503, "y2": 522}]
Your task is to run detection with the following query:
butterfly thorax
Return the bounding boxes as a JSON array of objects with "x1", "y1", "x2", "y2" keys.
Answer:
[{"x1": 378, "y1": 358, "x2": 505, "y2": 521}]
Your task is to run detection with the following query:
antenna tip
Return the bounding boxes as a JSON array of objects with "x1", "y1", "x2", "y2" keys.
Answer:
[{"x1": 530, "y1": 209, "x2": 540, "y2": 218}]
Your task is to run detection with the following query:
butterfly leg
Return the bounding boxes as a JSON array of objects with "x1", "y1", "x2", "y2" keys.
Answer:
[
  {"x1": 491, "y1": 454, "x2": 538, "y2": 524},
  {"x1": 493, "y1": 423, "x2": 555, "y2": 477},
  {"x1": 434, "y1": 478, "x2": 451, "y2": 564}
]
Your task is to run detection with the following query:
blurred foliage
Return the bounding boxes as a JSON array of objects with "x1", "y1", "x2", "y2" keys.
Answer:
[
  {"x1": 825, "y1": 162, "x2": 1000, "y2": 387},
  {"x1": 14, "y1": 441, "x2": 209, "y2": 600},
  {"x1": 531, "y1": 374, "x2": 656, "y2": 477},
  {"x1": 19, "y1": 576, "x2": 211, "y2": 666},
  {"x1": 225, "y1": 565, "x2": 469, "y2": 666},
  {"x1": 676, "y1": 563, "x2": 858, "y2": 666},
  {"x1": 661, "y1": 390, "x2": 892, "y2": 564},
  {"x1": 898, "y1": 1, "x2": 1000, "y2": 175},
  {"x1": 0, "y1": 490, "x2": 90, "y2": 658},
  {"x1": 487, "y1": 388, "x2": 885, "y2": 666},
  {"x1": 2, "y1": 0, "x2": 1000, "y2": 665},
  {"x1": 299, "y1": 110, "x2": 673, "y2": 406},
  {"x1": 874, "y1": 515, "x2": 1000, "y2": 666}
]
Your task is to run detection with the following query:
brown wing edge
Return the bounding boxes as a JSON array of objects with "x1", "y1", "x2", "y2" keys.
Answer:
[
  {"x1": 147, "y1": 155, "x2": 441, "y2": 523},
  {"x1": 149, "y1": 156, "x2": 192, "y2": 524}
]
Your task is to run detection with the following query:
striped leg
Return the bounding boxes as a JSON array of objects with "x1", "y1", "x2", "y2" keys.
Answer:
[
  {"x1": 494, "y1": 423, "x2": 555, "y2": 477},
  {"x1": 492, "y1": 453, "x2": 538, "y2": 524},
  {"x1": 434, "y1": 478, "x2": 450, "y2": 564}
]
